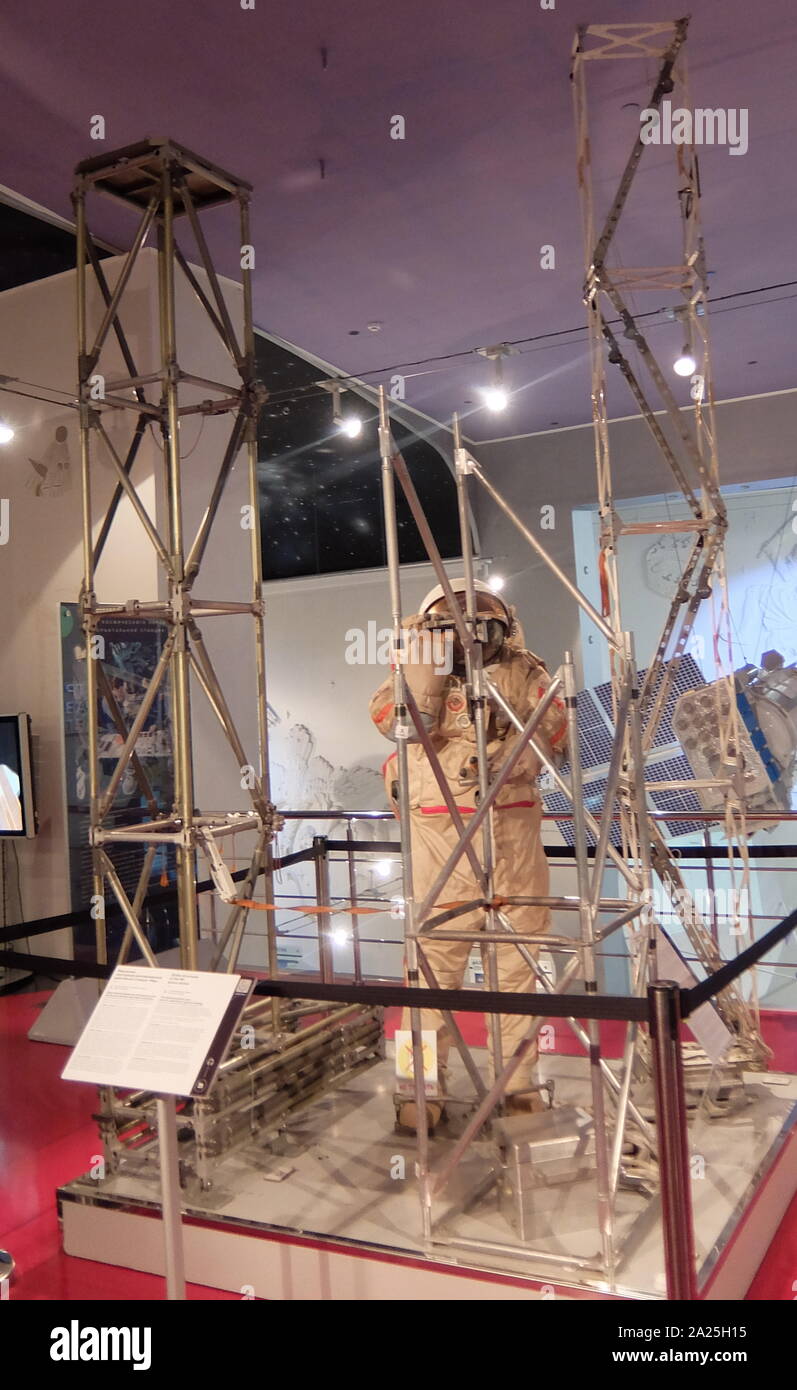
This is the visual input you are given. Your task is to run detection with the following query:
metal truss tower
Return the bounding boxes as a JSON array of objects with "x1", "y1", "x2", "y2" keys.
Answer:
[
  {"x1": 74, "y1": 139, "x2": 279, "y2": 975},
  {"x1": 377, "y1": 18, "x2": 769, "y2": 1278},
  {"x1": 571, "y1": 20, "x2": 768, "y2": 1068}
]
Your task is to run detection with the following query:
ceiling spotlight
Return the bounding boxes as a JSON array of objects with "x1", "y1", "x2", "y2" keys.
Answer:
[
  {"x1": 338, "y1": 414, "x2": 362, "y2": 438},
  {"x1": 320, "y1": 380, "x2": 363, "y2": 439},
  {"x1": 480, "y1": 386, "x2": 509, "y2": 413},
  {"x1": 673, "y1": 344, "x2": 697, "y2": 377},
  {"x1": 477, "y1": 344, "x2": 513, "y2": 413},
  {"x1": 488, "y1": 575, "x2": 506, "y2": 593},
  {"x1": 330, "y1": 924, "x2": 351, "y2": 947},
  {"x1": 374, "y1": 858, "x2": 394, "y2": 879},
  {"x1": 0, "y1": 422, "x2": 14, "y2": 444}
]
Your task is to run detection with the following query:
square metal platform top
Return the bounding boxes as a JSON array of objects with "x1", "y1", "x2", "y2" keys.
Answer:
[{"x1": 74, "y1": 138, "x2": 251, "y2": 213}]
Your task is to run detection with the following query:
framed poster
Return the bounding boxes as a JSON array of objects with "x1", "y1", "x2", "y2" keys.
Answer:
[{"x1": 60, "y1": 603, "x2": 179, "y2": 961}]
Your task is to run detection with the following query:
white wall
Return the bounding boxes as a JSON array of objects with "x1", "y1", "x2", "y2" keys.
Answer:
[
  {"x1": 472, "y1": 391, "x2": 797, "y2": 685},
  {"x1": 0, "y1": 257, "x2": 160, "y2": 954}
]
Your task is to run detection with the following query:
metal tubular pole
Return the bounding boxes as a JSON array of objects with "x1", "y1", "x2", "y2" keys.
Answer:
[
  {"x1": 180, "y1": 185, "x2": 242, "y2": 366},
  {"x1": 416, "y1": 946, "x2": 489, "y2": 1102},
  {"x1": 432, "y1": 953, "x2": 584, "y2": 1194},
  {"x1": 116, "y1": 845, "x2": 158, "y2": 965},
  {"x1": 223, "y1": 828, "x2": 269, "y2": 974},
  {"x1": 563, "y1": 652, "x2": 615, "y2": 1280},
  {"x1": 452, "y1": 414, "x2": 504, "y2": 1084},
  {"x1": 187, "y1": 626, "x2": 267, "y2": 813},
  {"x1": 240, "y1": 189, "x2": 279, "y2": 1022},
  {"x1": 174, "y1": 243, "x2": 228, "y2": 341},
  {"x1": 625, "y1": 635, "x2": 657, "y2": 986},
  {"x1": 91, "y1": 417, "x2": 148, "y2": 571},
  {"x1": 96, "y1": 418, "x2": 174, "y2": 571},
  {"x1": 155, "y1": 1096, "x2": 186, "y2": 1300},
  {"x1": 159, "y1": 160, "x2": 198, "y2": 971},
  {"x1": 87, "y1": 200, "x2": 157, "y2": 365},
  {"x1": 649, "y1": 981, "x2": 698, "y2": 1300},
  {"x1": 403, "y1": 685, "x2": 488, "y2": 888},
  {"x1": 99, "y1": 851, "x2": 159, "y2": 966},
  {"x1": 345, "y1": 824, "x2": 363, "y2": 985},
  {"x1": 98, "y1": 634, "x2": 176, "y2": 818},
  {"x1": 75, "y1": 182, "x2": 108, "y2": 971},
  {"x1": 95, "y1": 659, "x2": 161, "y2": 817},
  {"x1": 210, "y1": 829, "x2": 267, "y2": 971},
  {"x1": 314, "y1": 836, "x2": 334, "y2": 983},
  {"x1": 183, "y1": 411, "x2": 248, "y2": 584},
  {"x1": 466, "y1": 462, "x2": 620, "y2": 648},
  {"x1": 485, "y1": 675, "x2": 640, "y2": 889},
  {"x1": 587, "y1": 666, "x2": 632, "y2": 907},
  {"x1": 377, "y1": 386, "x2": 431, "y2": 1240},
  {"x1": 415, "y1": 677, "x2": 563, "y2": 925}
]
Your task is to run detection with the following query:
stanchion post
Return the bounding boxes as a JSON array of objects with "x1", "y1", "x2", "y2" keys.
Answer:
[
  {"x1": 156, "y1": 1095, "x2": 186, "y2": 1300},
  {"x1": 648, "y1": 980, "x2": 698, "y2": 1300},
  {"x1": 314, "y1": 835, "x2": 334, "y2": 983}
]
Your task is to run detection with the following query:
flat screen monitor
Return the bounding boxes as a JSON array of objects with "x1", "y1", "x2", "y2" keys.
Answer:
[{"x1": 0, "y1": 714, "x2": 36, "y2": 837}]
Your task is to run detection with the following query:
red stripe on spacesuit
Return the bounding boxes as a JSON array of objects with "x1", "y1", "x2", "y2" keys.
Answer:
[
  {"x1": 550, "y1": 724, "x2": 567, "y2": 747},
  {"x1": 373, "y1": 701, "x2": 394, "y2": 725},
  {"x1": 381, "y1": 752, "x2": 398, "y2": 777}
]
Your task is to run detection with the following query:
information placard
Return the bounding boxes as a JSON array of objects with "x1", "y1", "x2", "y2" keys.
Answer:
[{"x1": 62, "y1": 966, "x2": 254, "y2": 1097}]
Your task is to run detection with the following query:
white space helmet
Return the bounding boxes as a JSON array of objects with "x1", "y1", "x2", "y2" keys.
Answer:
[{"x1": 419, "y1": 577, "x2": 511, "y2": 629}]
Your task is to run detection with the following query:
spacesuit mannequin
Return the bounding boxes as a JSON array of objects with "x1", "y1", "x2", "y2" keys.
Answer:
[{"x1": 369, "y1": 579, "x2": 568, "y2": 1130}]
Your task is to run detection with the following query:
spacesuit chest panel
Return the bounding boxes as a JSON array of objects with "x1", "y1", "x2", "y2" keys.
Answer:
[{"x1": 438, "y1": 677, "x2": 474, "y2": 740}]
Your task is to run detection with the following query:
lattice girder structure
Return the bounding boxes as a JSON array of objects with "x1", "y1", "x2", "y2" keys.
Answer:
[
  {"x1": 570, "y1": 20, "x2": 768, "y2": 1068},
  {"x1": 73, "y1": 138, "x2": 281, "y2": 976},
  {"x1": 373, "y1": 19, "x2": 770, "y2": 1280}
]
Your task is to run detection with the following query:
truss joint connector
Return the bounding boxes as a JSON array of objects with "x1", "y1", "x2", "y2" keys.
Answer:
[
  {"x1": 454, "y1": 447, "x2": 476, "y2": 477},
  {"x1": 171, "y1": 588, "x2": 191, "y2": 625},
  {"x1": 246, "y1": 378, "x2": 269, "y2": 413}
]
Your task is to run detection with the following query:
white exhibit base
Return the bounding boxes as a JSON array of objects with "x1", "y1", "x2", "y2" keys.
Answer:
[{"x1": 57, "y1": 1053, "x2": 797, "y2": 1301}]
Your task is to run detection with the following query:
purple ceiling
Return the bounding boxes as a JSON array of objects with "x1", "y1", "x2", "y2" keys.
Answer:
[{"x1": 1, "y1": 0, "x2": 796, "y2": 440}]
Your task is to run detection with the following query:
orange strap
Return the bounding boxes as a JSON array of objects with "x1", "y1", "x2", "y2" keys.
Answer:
[
  {"x1": 232, "y1": 895, "x2": 518, "y2": 916},
  {"x1": 598, "y1": 549, "x2": 610, "y2": 617}
]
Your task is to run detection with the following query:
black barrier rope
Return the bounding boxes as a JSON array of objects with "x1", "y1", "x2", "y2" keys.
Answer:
[
  {"x1": 683, "y1": 903, "x2": 797, "y2": 1014},
  {"x1": 0, "y1": 846, "x2": 317, "y2": 947},
  {"x1": 0, "y1": 949, "x2": 110, "y2": 980},
  {"x1": 0, "y1": 943, "x2": 646, "y2": 1019},
  {"x1": 4, "y1": 901, "x2": 795, "y2": 1026},
  {"x1": 247, "y1": 977, "x2": 650, "y2": 1021}
]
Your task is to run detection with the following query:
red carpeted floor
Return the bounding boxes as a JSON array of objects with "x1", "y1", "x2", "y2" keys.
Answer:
[{"x1": 1, "y1": 990, "x2": 795, "y2": 1300}]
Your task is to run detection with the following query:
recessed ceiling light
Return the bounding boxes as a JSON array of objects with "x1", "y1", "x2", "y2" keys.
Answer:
[{"x1": 367, "y1": 321, "x2": 383, "y2": 333}]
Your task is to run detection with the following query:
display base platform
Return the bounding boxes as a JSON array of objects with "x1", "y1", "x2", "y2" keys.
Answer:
[{"x1": 58, "y1": 1052, "x2": 797, "y2": 1301}]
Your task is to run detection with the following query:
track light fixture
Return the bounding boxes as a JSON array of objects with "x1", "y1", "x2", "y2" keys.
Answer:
[
  {"x1": 319, "y1": 380, "x2": 363, "y2": 438},
  {"x1": 476, "y1": 344, "x2": 514, "y2": 413}
]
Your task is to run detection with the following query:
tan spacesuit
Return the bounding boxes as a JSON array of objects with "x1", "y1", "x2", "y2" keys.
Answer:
[{"x1": 369, "y1": 580, "x2": 568, "y2": 1128}]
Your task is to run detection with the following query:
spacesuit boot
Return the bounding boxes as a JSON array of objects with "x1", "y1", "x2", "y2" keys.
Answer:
[
  {"x1": 504, "y1": 1087, "x2": 551, "y2": 1116},
  {"x1": 394, "y1": 1059, "x2": 449, "y2": 1133},
  {"x1": 394, "y1": 1096, "x2": 446, "y2": 1134}
]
